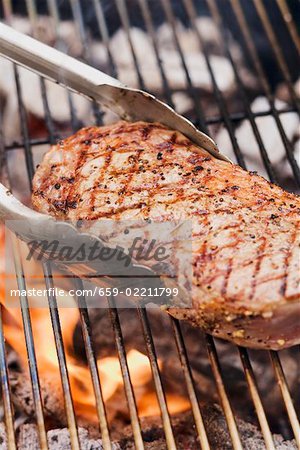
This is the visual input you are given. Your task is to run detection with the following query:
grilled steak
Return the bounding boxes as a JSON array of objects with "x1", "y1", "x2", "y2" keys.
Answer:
[{"x1": 32, "y1": 121, "x2": 300, "y2": 349}]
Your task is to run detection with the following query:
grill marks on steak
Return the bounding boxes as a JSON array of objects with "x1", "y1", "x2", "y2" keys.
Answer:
[
  {"x1": 32, "y1": 121, "x2": 300, "y2": 349},
  {"x1": 33, "y1": 123, "x2": 213, "y2": 221}
]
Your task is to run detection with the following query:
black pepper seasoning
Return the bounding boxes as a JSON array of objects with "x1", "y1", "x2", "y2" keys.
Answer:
[{"x1": 194, "y1": 165, "x2": 204, "y2": 172}]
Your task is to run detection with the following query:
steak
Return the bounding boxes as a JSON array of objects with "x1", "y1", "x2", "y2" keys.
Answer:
[{"x1": 32, "y1": 121, "x2": 300, "y2": 349}]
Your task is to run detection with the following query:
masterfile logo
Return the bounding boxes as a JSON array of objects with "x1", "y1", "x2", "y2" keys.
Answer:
[{"x1": 4, "y1": 219, "x2": 193, "y2": 309}]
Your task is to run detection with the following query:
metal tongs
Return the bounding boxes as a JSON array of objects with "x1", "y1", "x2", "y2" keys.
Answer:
[{"x1": 0, "y1": 23, "x2": 228, "y2": 290}]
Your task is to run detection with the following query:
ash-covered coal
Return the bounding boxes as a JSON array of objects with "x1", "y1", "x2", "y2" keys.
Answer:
[
  {"x1": 2, "y1": 302, "x2": 298, "y2": 444},
  {"x1": 73, "y1": 305, "x2": 299, "y2": 439},
  {"x1": 0, "y1": 13, "x2": 255, "y2": 144},
  {"x1": 119, "y1": 405, "x2": 297, "y2": 450},
  {"x1": 4, "y1": 423, "x2": 120, "y2": 450},
  {"x1": 0, "y1": 403, "x2": 296, "y2": 450},
  {"x1": 1, "y1": 0, "x2": 299, "y2": 88},
  {"x1": 216, "y1": 96, "x2": 300, "y2": 191}
]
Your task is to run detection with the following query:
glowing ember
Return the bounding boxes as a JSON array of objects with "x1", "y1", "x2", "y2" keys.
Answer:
[{"x1": 0, "y1": 226, "x2": 190, "y2": 424}]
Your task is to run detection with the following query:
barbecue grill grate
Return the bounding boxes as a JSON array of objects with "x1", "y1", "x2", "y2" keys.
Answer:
[{"x1": 0, "y1": 0, "x2": 299, "y2": 449}]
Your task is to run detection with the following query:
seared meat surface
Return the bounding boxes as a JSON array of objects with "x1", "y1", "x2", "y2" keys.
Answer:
[{"x1": 32, "y1": 121, "x2": 300, "y2": 349}]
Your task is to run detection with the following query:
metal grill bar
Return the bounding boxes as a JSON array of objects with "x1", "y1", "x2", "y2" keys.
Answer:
[
  {"x1": 74, "y1": 279, "x2": 112, "y2": 450},
  {"x1": 229, "y1": 0, "x2": 300, "y2": 187},
  {"x1": 171, "y1": 318, "x2": 210, "y2": 450},
  {"x1": 159, "y1": 0, "x2": 208, "y2": 131},
  {"x1": 1, "y1": 103, "x2": 296, "y2": 153},
  {"x1": 92, "y1": 0, "x2": 118, "y2": 78},
  {"x1": 10, "y1": 235, "x2": 48, "y2": 450},
  {"x1": 136, "y1": 0, "x2": 174, "y2": 108},
  {"x1": 270, "y1": 351, "x2": 300, "y2": 447},
  {"x1": 12, "y1": 65, "x2": 35, "y2": 188},
  {"x1": 115, "y1": 0, "x2": 146, "y2": 90},
  {"x1": 276, "y1": 0, "x2": 300, "y2": 54},
  {"x1": 253, "y1": 0, "x2": 300, "y2": 113},
  {"x1": 0, "y1": 306, "x2": 16, "y2": 450},
  {"x1": 46, "y1": 0, "x2": 81, "y2": 132},
  {"x1": 204, "y1": 0, "x2": 277, "y2": 182},
  {"x1": 205, "y1": 335, "x2": 243, "y2": 450},
  {"x1": 46, "y1": 0, "x2": 60, "y2": 30},
  {"x1": 107, "y1": 296, "x2": 145, "y2": 449},
  {"x1": 238, "y1": 347, "x2": 275, "y2": 450},
  {"x1": 0, "y1": 101, "x2": 16, "y2": 450},
  {"x1": 25, "y1": 0, "x2": 58, "y2": 145},
  {"x1": 43, "y1": 262, "x2": 80, "y2": 450},
  {"x1": 69, "y1": 0, "x2": 91, "y2": 60},
  {"x1": 2, "y1": 0, "x2": 12, "y2": 18},
  {"x1": 0, "y1": 95, "x2": 9, "y2": 197},
  {"x1": 137, "y1": 307, "x2": 177, "y2": 449},
  {"x1": 177, "y1": 0, "x2": 245, "y2": 167},
  {"x1": 69, "y1": 0, "x2": 103, "y2": 126}
]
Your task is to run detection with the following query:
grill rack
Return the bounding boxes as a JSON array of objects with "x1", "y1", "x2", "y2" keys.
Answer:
[{"x1": 0, "y1": 0, "x2": 299, "y2": 449}]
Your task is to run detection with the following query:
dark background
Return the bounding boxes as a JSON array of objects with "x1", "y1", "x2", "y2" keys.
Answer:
[{"x1": 1, "y1": 0, "x2": 299, "y2": 88}]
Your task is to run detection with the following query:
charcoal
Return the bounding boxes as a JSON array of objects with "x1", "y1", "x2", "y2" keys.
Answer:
[
  {"x1": 118, "y1": 404, "x2": 297, "y2": 450},
  {"x1": 17, "y1": 425, "x2": 120, "y2": 450},
  {"x1": 0, "y1": 402, "x2": 296, "y2": 450},
  {"x1": 77, "y1": 307, "x2": 299, "y2": 436},
  {"x1": 0, "y1": 423, "x2": 7, "y2": 450},
  {"x1": 1, "y1": 0, "x2": 299, "y2": 87},
  {"x1": 4, "y1": 305, "x2": 299, "y2": 440},
  {"x1": 8, "y1": 370, "x2": 66, "y2": 428}
]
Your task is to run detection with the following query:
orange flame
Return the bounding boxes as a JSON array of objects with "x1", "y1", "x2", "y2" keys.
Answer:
[{"x1": 0, "y1": 226, "x2": 190, "y2": 424}]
